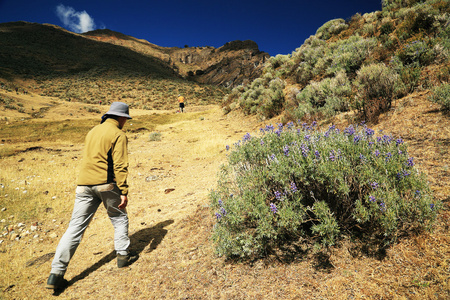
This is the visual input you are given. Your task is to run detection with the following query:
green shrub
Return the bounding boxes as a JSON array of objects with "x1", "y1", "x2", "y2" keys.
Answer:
[
  {"x1": 326, "y1": 36, "x2": 378, "y2": 75},
  {"x1": 316, "y1": 19, "x2": 348, "y2": 40},
  {"x1": 238, "y1": 77, "x2": 286, "y2": 120},
  {"x1": 354, "y1": 63, "x2": 400, "y2": 121},
  {"x1": 429, "y1": 82, "x2": 450, "y2": 111},
  {"x1": 148, "y1": 132, "x2": 162, "y2": 141},
  {"x1": 210, "y1": 123, "x2": 439, "y2": 259},
  {"x1": 295, "y1": 70, "x2": 351, "y2": 119}
]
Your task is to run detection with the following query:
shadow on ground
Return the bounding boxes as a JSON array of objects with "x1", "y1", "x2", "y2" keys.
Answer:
[{"x1": 53, "y1": 219, "x2": 174, "y2": 295}]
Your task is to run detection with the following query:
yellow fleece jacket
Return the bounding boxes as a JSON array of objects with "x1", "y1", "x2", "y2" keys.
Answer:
[{"x1": 77, "y1": 118, "x2": 129, "y2": 195}]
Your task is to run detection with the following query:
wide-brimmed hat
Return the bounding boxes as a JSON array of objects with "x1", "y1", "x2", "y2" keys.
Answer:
[{"x1": 104, "y1": 102, "x2": 132, "y2": 119}]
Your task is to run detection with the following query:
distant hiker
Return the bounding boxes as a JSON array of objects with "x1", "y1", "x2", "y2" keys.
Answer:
[
  {"x1": 46, "y1": 102, "x2": 138, "y2": 291},
  {"x1": 178, "y1": 94, "x2": 185, "y2": 113}
]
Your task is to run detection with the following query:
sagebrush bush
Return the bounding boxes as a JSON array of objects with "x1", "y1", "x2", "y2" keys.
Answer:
[
  {"x1": 316, "y1": 19, "x2": 348, "y2": 40},
  {"x1": 210, "y1": 123, "x2": 439, "y2": 259},
  {"x1": 294, "y1": 70, "x2": 351, "y2": 120},
  {"x1": 354, "y1": 63, "x2": 400, "y2": 121},
  {"x1": 238, "y1": 76, "x2": 286, "y2": 119},
  {"x1": 429, "y1": 82, "x2": 450, "y2": 111}
]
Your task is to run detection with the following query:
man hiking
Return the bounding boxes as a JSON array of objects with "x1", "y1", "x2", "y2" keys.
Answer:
[
  {"x1": 46, "y1": 102, "x2": 138, "y2": 290},
  {"x1": 178, "y1": 94, "x2": 185, "y2": 113}
]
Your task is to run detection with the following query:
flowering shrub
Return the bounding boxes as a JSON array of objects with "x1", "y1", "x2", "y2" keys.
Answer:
[{"x1": 210, "y1": 122, "x2": 439, "y2": 258}]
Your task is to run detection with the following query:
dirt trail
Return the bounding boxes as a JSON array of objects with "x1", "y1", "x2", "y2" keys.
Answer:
[{"x1": 8, "y1": 106, "x2": 261, "y2": 299}]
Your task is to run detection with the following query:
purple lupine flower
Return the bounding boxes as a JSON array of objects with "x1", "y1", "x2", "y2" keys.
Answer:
[
  {"x1": 265, "y1": 124, "x2": 274, "y2": 132},
  {"x1": 243, "y1": 133, "x2": 251, "y2": 142},
  {"x1": 270, "y1": 154, "x2": 276, "y2": 160},
  {"x1": 301, "y1": 143, "x2": 309, "y2": 157},
  {"x1": 226, "y1": 145, "x2": 230, "y2": 151},
  {"x1": 218, "y1": 199, "x2": 223, "y2": 206},
  {"x1": 304, "y1": 135, "x2": 311, "y2": 141},
  {"x1": 274, "y1": 191, "x2": 282, "y2": 200},
  {"x1": 329, "y1": 150, "x2": 335, "y2": 162},
  {"x1": 220, "y1": 207, "x2": 227, "y2": 215},
  {"x1": 371, "y1": 182, "x2": 379, "y2": 189},
  {"x1": 359, "y1": 153, "x2": 366, "y2": 161},
  {"x1": 260, "y1": 128, "x2": 265, "y2": 134},
  {"x1": 354, "y1": 135, "x2": 361, "y2": 143},
  {"x1": 312, "y1": 121, "x2": 317, "y2": 127},
  {"x1": 270, "y1": 203, "x2": 278, "y2": 214},
  {"x1": 314, "y1": 150, "x2": 320, "y2": 159},
  {"x1": 365, "y1": 127, "x2": 375, "y2": 136},
  {"x1": 287, "y1": 121, "x2": 294, "y2": 129},
  {"x1": 374, "y1": 150, "x2": 380, "y2": 157},
  {"x1": 403, "y1": 170, "x2": 411, "y2": 177},
  {"x1": 415, "y1": 190, "x2": 421, "y2": 197},
  {"x1": 260, "y1": 139, "x2": 264, "y2": 146},
  {"x1": 430, "y1": 203, "x2": 435, "y2": 210},
  {"x1": 398, "y1": 149, "x2": 403, "y2": 155},
  {"x1": 215, "y1": 213, "x2": 222, "y2": 220},
  {"x1": 369, "y1": 195, "x2": 376, "y2": 202},
  {"x1": 275, "y1": 129, "x2": 282, "y2": 137},
  {"x1": 324, "y1": 131, "x2": 330, "y2": 138},
  {"x1": 278, "y1": 123, "x2": 284, "y2": 131},
  {"x1": 290, "y1": 182, "x2": 297, "y2": 193},
  {"x1": 344, "y1": 125, "x2": 356, "y2": 136},
  {"x1": 329, "y1": 124, "x2": 336, "y2": 131},
  {"x1": 406, "y1": 157, "x2": 414, "y2": 167},
  {"x1": 397, "y1": 172, "x2": 403, "y2": 180},
  {"x1": 396, "y1": 138, "x2": 404, "y2": 146},
  {"x1": 382, "y1": 135, "x2": 392, "y2": 144},
  {"x1": 379, "y1": 202, "x2": 386, "y2": 212},
  {"x1": 385, "y1": 152, "x2": 392, "y2": 161},
  {"x1": 283, "y1": 145, "x2": 289, "y2": 156}
]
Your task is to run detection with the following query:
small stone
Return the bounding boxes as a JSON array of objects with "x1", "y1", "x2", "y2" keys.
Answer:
[
  {"x1": 1, "y1": 207, "x2": 6, "y2": 211},
  {"x1": 49, "y1": 232, "x2": 58, "y2": 238},
  {"x1": 17, "y1": 223, "x2": 25, "y2": 227},
  {"x1": 10, "y1": 233, "x2": 18, "y2": 240},
  {"x1": 33, "y1": 234, "x2": 39, "y2": 239},
  {"x1": 0, "y1": 240, "x2": 3, "y2": 244},
  {"x1": 30, "y1": 225, "x2": 37, "y2": 231}
]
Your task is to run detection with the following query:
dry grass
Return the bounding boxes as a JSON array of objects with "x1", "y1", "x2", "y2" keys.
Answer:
[{"x1": 0, "y1": 91, "x2": 449, "y2": 299}]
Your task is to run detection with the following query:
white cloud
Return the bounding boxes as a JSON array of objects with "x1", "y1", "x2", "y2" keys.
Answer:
[{"x1": 56, "y1": 4, "x2": 96, "y2": 33}]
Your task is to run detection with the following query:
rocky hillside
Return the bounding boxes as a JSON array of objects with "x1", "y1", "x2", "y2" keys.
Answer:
[{"x1": 83, "y1": 29, "x2": 269, "y2": 87}]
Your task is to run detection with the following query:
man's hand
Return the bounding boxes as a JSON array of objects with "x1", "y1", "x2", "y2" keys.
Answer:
[{"x1": 118, "y1": 195, "x2": 128, "y2": 209}]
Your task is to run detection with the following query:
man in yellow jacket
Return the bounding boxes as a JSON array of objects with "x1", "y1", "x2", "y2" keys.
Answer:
[
  {"x1": 46, "y1": 102, "x2": 137, "y2": 290},
  {"x1": 178, "y1": 94, "x2": 185, "y2": 113}
]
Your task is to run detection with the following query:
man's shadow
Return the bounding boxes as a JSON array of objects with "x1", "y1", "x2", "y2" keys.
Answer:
[{"x1": 53, "y1": 219, "x2": 174, "y2": 295}]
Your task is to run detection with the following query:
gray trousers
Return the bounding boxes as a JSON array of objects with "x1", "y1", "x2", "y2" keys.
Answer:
[{"x1": 50, "y1": 183, "x2": 130, "y2": 275}]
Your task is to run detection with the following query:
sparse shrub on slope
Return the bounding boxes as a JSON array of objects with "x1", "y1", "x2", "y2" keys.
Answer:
[
  {"x1": 210, "y1": 122, "x2": 439, "y2": 259},
  {"x1": 316, "y1": 19, "x2": 349, "y2": 40},
  {"x1": 237, "y1": 75, "x2": 286, "y2": 119},
  {"x1": 429, "y1": 82, "x2": 450, "y2": 111},
  {"x1": 293, "y1": 70, "x2": 352, "y2": 120},
  {"x1": 354, "y1": 63, "x2": 400, "y2": 122}
]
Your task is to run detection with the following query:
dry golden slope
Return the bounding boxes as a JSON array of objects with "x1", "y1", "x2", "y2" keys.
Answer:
[{"x1": 0, "y1": 92, "x2": 449, "y2": 299}]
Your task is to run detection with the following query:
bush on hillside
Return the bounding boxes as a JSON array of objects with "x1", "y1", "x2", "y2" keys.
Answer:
[
  {"x1": 210, "y1": 123, "x2": 439, "y2": 259},
  {"x1": 354, "y1": 63, "x2": 400, "y2": 122},
  {"x1": 316, "y1": 19, "x2": 348, "y2": 40},
  {"x1": 238, "y1": 76, "x2": 286, "y2": 119},
  {"x1": 293, "y1": 70, "x2": 351, "y2": 120},
  {"x1": 429, "y1": 82, "x2": 450, "y2": 111}
]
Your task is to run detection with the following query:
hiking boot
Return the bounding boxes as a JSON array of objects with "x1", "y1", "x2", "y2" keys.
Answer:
[
  {"x1": 117, "y1": 252, "x2": 139, "y2": 268},
  {"x1": 46, "y1": 273, "x2": 66, "y2": 290}
]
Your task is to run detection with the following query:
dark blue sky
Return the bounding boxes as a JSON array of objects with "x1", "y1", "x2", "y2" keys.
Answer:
[{"x1": 0, "y1": 0, "x2": 382, "y2": 56}]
